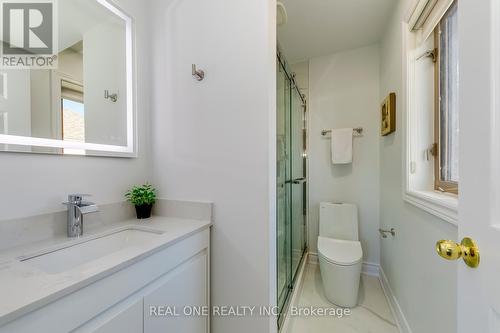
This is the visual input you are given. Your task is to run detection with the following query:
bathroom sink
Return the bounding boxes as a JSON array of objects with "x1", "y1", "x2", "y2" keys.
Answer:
[{"x1": 18, "y1": 227, "x2": 164, "y2": 274}]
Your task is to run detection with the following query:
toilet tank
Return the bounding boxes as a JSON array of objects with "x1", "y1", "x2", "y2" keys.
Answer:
[{"x1": 319, "y1": 202, "x2": 359, "y2": 241}]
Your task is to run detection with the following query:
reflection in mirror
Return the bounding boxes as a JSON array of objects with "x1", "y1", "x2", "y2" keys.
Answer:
[{"x1": 0, "y1": 0, "x2": 134, "y2": 157}]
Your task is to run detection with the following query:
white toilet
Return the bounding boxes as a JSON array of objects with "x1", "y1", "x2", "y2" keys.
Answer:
[{"x1": 318, "y1": 202, "x2": 363, "y2": 308}]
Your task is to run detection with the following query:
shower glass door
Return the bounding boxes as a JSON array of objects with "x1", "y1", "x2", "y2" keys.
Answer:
[
  {"x1": 277, "y1": 55, "x2": 307, "y2": 328},
  {"x1": 290, "y1": 87, "x2": 306, "y2": 279},
  {"x1": 277, "y1": 61, "x2": 291, "y2": 316}
]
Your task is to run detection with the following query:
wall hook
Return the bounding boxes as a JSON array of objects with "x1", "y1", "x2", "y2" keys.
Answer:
[
  {"x1": 192, "y1": 64, "x2": 205, "y2": 81},
  {"x1": 104, "y1": 90, "x2": 118, "y2": 102}
]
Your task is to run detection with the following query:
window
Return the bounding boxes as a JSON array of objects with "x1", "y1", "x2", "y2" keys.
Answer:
[
  {"x1": 60, "y1": 79, "x2": 85, "y2": 155},
  {"x1": 404, "y1": 0, "x2": 459, "y2": 224},
  {"x1": 62, "y1": 98, "x2": 85, "y2": 142},
  {"x1": 435, "y1": 0, "x2": 458, "y2": 194}
]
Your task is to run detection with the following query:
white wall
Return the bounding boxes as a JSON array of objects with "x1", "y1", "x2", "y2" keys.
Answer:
[
  {"x1": 308, "y1": 45, "x2": 380, "y2": 266},
  {"x1": 0, "y1": 0, "x2": 152, "y2": 220},
  {"x1": 0, "y1": 70, "x2": 31, "y2": 137},
  {"x1": 84, "y1": 22, "x2": 127, "y2": 146},
  {"x1": 379, "y1": 1, "x2": 458, "y2": 332},
  {"x1": 59, "y1": 48, "x2": 84, "y2": 82},
  {"x1": 30, "y1": 70, "x2": 52, "y2": 139},
  {"x1": 149, "y1": 0, "x2": 276, "y2": 332}
]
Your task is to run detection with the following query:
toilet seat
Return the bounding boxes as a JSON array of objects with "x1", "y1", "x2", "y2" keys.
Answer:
[{"x1": 318, "y1": 237, "x2": 362, "y2": 266}]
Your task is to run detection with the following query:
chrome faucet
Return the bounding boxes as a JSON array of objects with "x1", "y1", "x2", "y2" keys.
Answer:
[{"x1": 63, "y1": 194, "x2": 99, "y2": 237}]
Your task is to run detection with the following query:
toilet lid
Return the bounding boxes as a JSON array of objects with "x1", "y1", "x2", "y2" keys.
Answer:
[{"x1": 318, "y1": 237, "x2": 363, "y2": 266}]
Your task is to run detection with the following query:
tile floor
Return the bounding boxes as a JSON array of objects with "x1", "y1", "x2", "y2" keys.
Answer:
[{"x1": 285, "y1": 263, "x2": 399, "y2": 333}]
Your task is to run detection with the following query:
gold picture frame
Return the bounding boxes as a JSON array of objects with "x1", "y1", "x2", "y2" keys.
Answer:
[{"x1": 381, "y1": 93, "x2": 396, "y2": 136}]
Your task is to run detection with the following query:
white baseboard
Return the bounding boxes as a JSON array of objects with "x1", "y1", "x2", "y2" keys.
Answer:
[
  {"x1": 308, "y1": 252, "x2": 318, "y2": 264},
  {"x1": 308, "y1": 252, "x2": 379, "y2": 277},
  {"x1": 361, "y1": 262, "x2": 380, "y2": 277},
  {"x1": 379, "y1": 267, "x2": 412, "y2": 333}
]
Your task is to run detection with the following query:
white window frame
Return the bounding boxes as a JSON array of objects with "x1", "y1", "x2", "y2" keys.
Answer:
[{"x1": 402, "y1": 21, "x2": 458, "y2": 226}]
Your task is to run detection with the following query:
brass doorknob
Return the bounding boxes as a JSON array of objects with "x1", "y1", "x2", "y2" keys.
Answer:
[{"x1": 436, "y1": 237, "x2": 480, "y2": 268}]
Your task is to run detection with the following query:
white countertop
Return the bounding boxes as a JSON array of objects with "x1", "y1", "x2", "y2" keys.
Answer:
[{"x1": 0, "y1": 216, "x2": 211, "y2": 326}]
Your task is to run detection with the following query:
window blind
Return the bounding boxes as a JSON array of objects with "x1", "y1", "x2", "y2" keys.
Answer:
[
  {"x1": 61, "y1": 80, "x2": 84, "y2": 103},
  {"x1": 406, "y1": 0, "x2": 455, "y2": 43}
]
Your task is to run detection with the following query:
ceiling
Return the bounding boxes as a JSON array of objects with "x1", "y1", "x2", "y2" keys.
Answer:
[
  {"x1": 278, "y1": 0, "x2": 398, "y2": 63},
  {"x1": 59, "y1": 0, "x2": 125, "y2": 52}
]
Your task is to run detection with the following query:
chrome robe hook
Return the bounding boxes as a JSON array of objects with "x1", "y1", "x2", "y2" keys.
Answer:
[{"x1": 192, "y1": 64, "x2": 205, "y2": 81}]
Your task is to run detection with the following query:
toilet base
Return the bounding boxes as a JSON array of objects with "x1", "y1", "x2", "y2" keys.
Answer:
[{"x1": 319, "y1": 255, "x2": 362, "y2": 308}]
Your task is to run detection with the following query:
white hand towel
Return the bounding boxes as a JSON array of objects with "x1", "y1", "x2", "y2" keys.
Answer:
[{"x1": 331, "y1": 128, "x2": 353, "y2": 164}]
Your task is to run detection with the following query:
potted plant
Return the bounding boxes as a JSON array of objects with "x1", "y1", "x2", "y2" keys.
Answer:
[{"x1": 125, "y1": 183, "x2": 157, "y2": 219}]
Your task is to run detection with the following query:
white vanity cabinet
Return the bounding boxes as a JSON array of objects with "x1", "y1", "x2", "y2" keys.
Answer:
[
  {"x1": 143, "y1": 251, "x2": 208, "y2": 332},
  {"x1": 85, "y1": 299, "x2": 144, "y2": 333},
  {"x1": 0, "y1": 229, "x2": 210, "y2": 333}
]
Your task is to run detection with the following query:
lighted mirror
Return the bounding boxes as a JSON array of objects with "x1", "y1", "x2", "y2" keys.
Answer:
[{"x1": 0, "y1": 0, "x2": 135, "y2": 157}]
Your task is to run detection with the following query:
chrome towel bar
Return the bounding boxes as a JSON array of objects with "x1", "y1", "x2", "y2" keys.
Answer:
[{"x1": 322, "y1": 128, "x2": 363, "y2": 136}]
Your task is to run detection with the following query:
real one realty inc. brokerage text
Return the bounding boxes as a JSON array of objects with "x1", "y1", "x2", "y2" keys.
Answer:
[{"x1": 149, "y1": 306, "x2": 351, "y2": 318}]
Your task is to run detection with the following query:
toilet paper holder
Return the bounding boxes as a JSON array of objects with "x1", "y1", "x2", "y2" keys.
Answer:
[{"x1": 379, "y1": 228, "x2": 396, "y2": 238}]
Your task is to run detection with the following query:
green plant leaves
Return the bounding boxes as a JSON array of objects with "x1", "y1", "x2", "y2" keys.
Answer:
[{"x1": 125, "y1": 183, "x2": 157, "y2": 206}]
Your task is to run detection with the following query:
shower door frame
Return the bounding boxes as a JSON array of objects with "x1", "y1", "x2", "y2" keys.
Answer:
[{"x1": 276, "y1": 48, "x2": 308, "y2": 330}]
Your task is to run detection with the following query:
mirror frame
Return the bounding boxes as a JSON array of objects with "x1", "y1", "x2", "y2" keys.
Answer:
[{"x1": 0, "y1": 0, "x2": 137, "y2": 158}]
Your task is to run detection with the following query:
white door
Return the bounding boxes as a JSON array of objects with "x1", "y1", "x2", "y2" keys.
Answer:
[{"x1": 453, "y1": 0, "x2": 500, "y2": 331}]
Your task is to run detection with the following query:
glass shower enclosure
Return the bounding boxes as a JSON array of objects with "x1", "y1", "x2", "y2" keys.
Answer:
[{"x1": 276, "y1": 50, "x2": 307, "y2": 328}]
